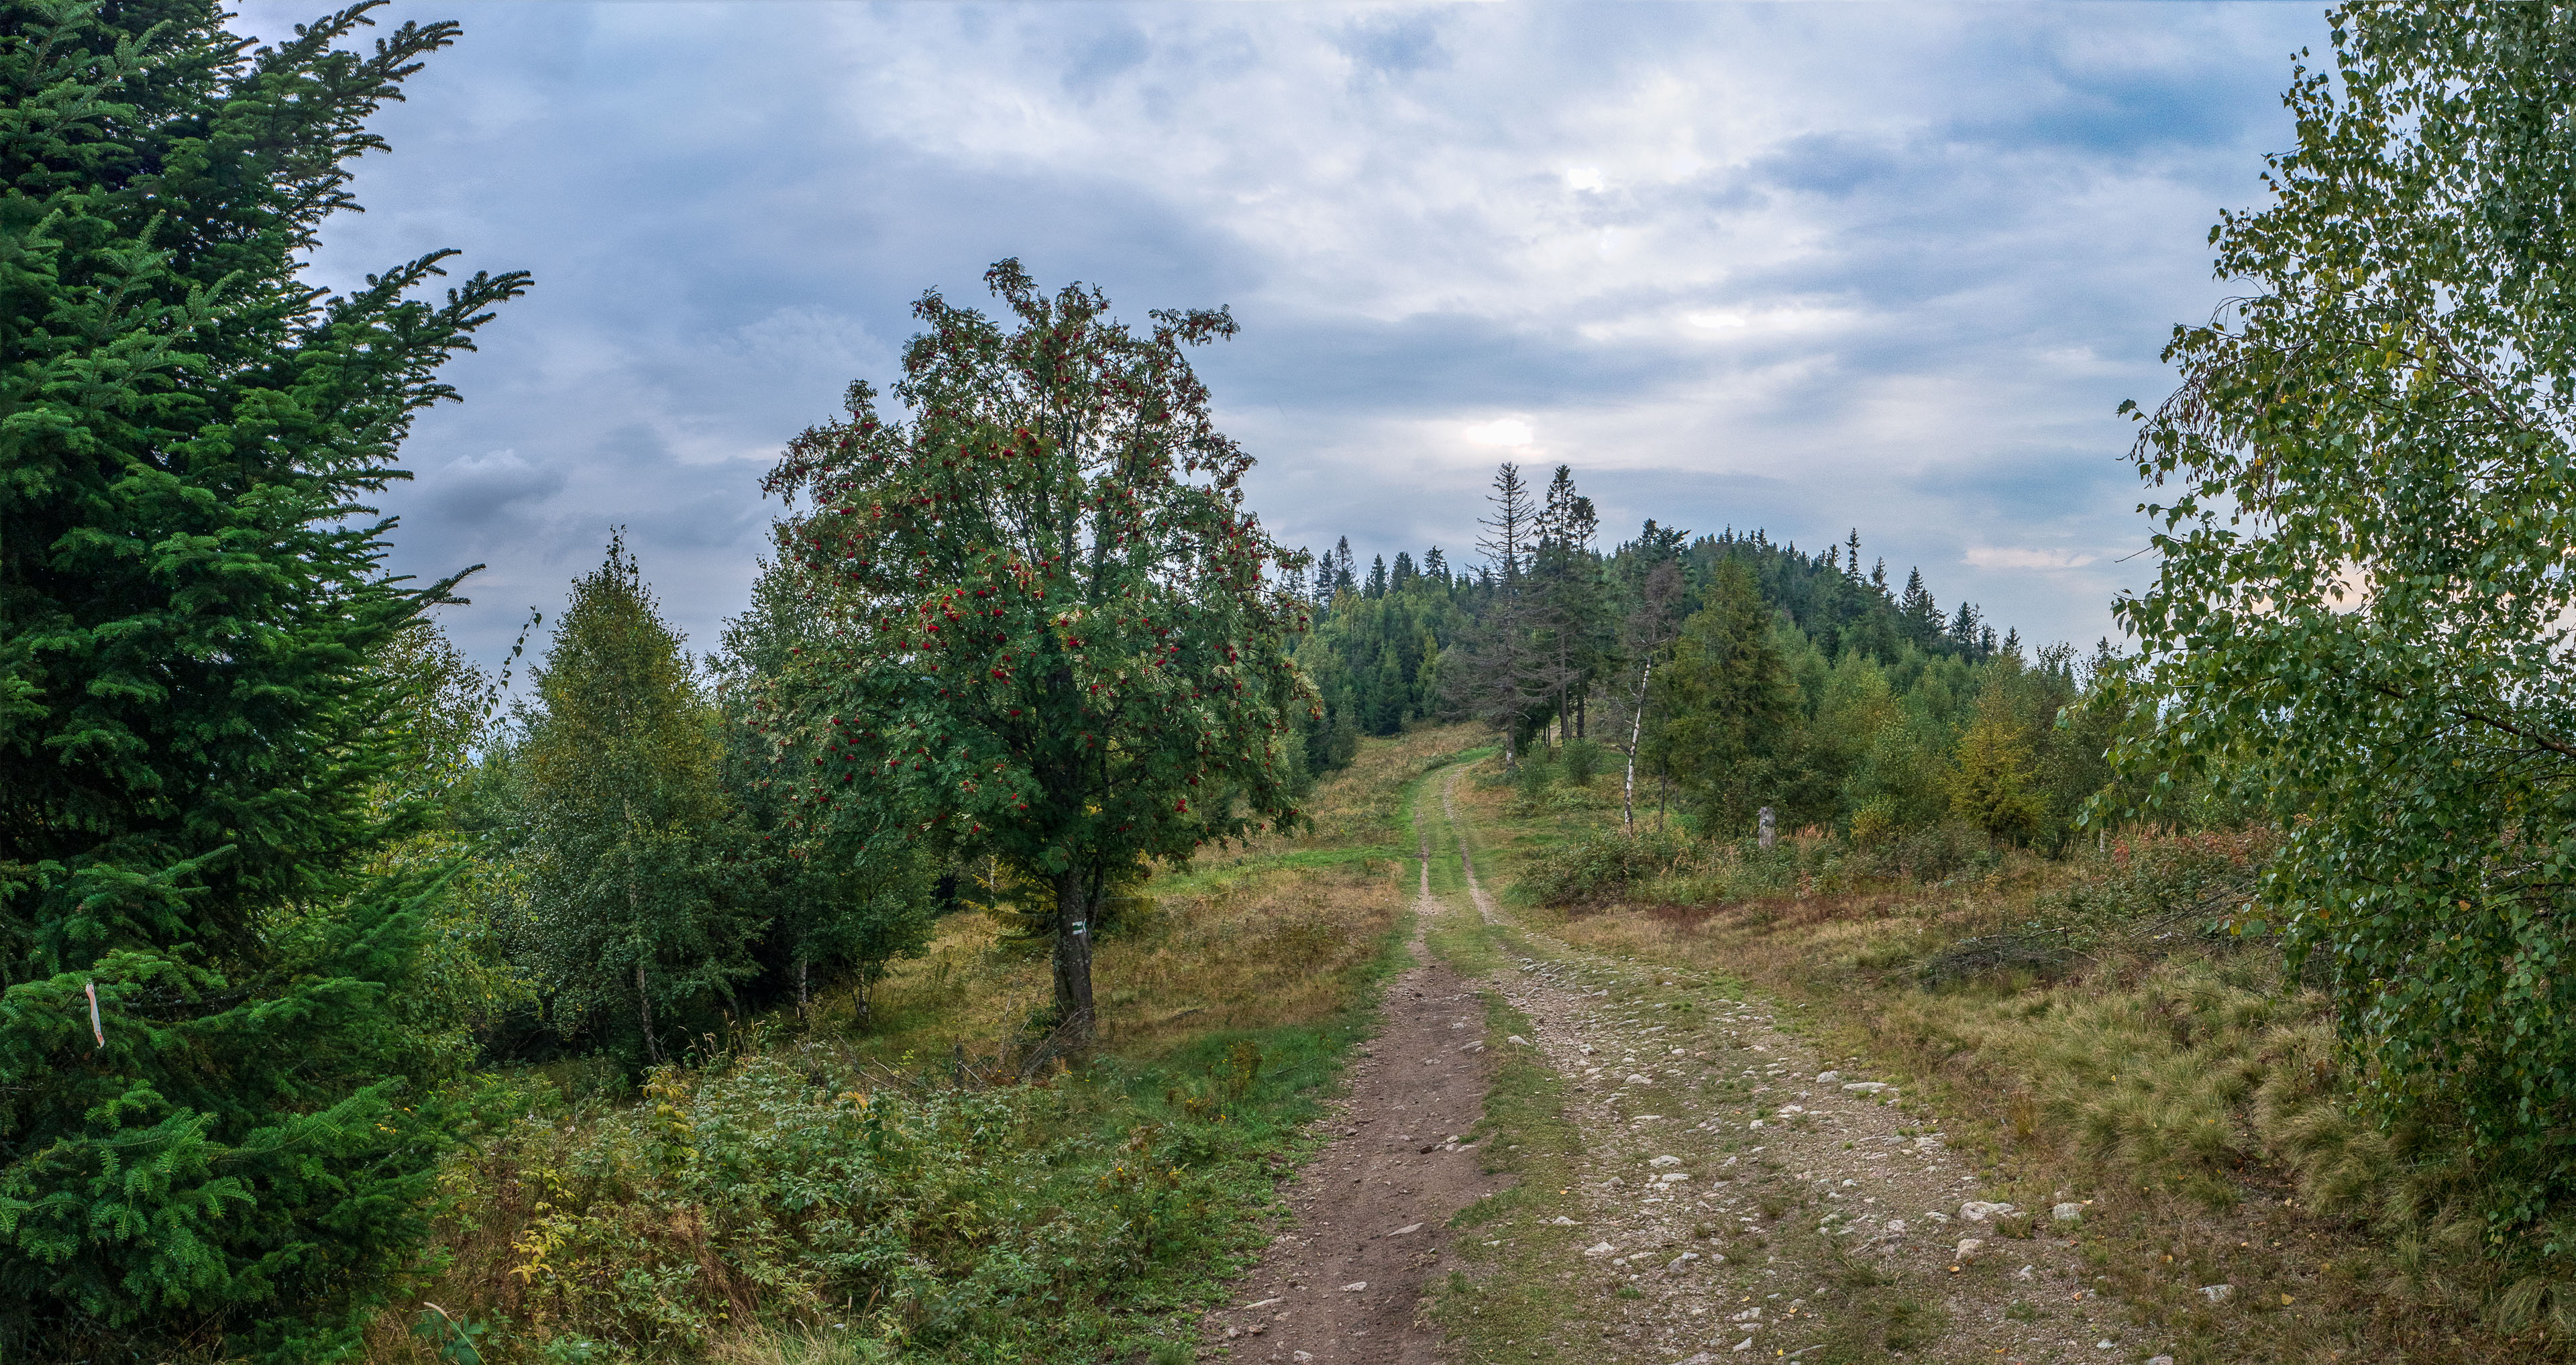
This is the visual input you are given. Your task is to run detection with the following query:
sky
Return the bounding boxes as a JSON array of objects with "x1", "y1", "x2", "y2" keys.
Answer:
[{"x1": 235, "y1": 0, "x2": 2325, "y2": 670}]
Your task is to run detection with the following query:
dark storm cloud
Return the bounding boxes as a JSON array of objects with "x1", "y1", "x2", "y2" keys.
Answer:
[{"x1": 229, "y1": 0, "x2": 2321, "y2": 667}]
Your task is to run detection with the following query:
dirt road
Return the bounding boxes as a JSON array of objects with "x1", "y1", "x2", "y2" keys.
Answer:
[
  {"x1": 1208, "y1": 765, "x2": 2165, "y2": 1365},
  {"x1": 1200, "y1": 831, "x2": 1501, "y2": 1363}
]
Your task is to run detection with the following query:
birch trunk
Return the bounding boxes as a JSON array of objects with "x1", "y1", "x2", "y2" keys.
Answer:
[
  {"x1": 637, "y1": 961, "x2": 661, "y2": 1064},
  {"x1": 1622, "y1": 657, "x2": 1653, "y2": 834}
]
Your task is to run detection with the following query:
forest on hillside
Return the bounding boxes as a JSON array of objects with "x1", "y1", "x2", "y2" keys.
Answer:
[
  {"x1": 405, "y1": 457, "x2": 2131, "y2": 1069},
  {"x1": 1283, "y1": 470, "x2": 2135, "y2": 859}
]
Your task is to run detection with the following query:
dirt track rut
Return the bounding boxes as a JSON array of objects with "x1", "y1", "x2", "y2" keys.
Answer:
[{"x1": 1200, "y1": 832, "x2": 1498, "y2": 1362}]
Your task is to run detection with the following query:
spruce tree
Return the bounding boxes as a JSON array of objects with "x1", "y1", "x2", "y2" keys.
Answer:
[
  {"x1": 1450, "y1": 462, "x2": 1543, "y2": 768},
  {"x1": 1898, "y1": 567, "x2": 1941, "y2": 645},
  {"x1": 1648, "y1": 559, "x2": 1800, "y2": 832},
  {"x1": 0, "y1": 3, "x2": 526, "y2": 1356},
  {"x1": 1532, "y1": 463, "x2": 1602, "y2": 739}
]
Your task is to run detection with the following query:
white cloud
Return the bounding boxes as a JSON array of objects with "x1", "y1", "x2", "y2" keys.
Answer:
[
  {"x1": 242, "y1": 0, "x2": 2320, "y2": 665},
  {"x1": 1965, "y1": 547, "x2": 2100, "y2": 571}
]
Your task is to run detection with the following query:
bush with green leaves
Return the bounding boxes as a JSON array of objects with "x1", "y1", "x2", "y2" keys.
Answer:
[
  {"x1": 426, "y1": 1034, "x2": 1316, "y2": 1362},
  {"x1": 2114, "y1": 1, "x2": 2576, "y2": 1223},
  {"x1": 0, "y1": 3, "x2": 525, "y2": 1356},
  {"x1": 1523, "y1": 828, "x2": 1690, "y2": 908}
]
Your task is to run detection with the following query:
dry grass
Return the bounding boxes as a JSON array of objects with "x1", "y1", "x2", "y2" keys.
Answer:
[
  {"x1": 357, "y1": 725, "x2": 1481, "y2": 1365},
  {"x1": 811, "y1": 722, "x2": 1483, "y2": 1069},
  {"x1": 1455, "y1": 753, "x2": 2567, "y2": 1365}
]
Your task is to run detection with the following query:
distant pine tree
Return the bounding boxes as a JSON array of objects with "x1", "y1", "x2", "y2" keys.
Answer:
[
  {"x1": 1450, "y1": 463, "x2": 1545, "y2": 767},
  {"x1": 1949, "y1": 600, "x2": 1985, "y2": 653},
  {"x1": 1898, "y1": 568, "x2": 1941, "y2": 643}
]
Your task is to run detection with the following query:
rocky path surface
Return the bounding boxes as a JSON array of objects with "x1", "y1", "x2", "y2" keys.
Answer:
[
  {"x1": 1447, "y1": 772, "x2": 2162, "y2": 1365},
  {"x1": 1207, "y1": 767, "x2": 2172, "y2": 1365},
  {"x1": 1201, "y1": 836, "x2": 1499, "y2": 1364}
]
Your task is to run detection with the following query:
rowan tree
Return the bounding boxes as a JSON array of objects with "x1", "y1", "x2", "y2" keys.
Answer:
[
  {"x1": 754, "y1": 262, "x2": 1311, "y2": 1040},
  {"x1": 0, "y1": 3, "x2": 525, "y2": 1355}
]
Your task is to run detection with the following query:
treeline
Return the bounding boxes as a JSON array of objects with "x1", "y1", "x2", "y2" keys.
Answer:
[
  {"x1": 1291, "y1": 462, "x2": 2130, "y2": 853},
  {"x1": 407, "y1": 537, "x2": 945, "y2": 1073}
]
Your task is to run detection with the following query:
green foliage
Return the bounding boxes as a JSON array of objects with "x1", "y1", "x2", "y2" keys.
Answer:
[
  {"x1": 714, "y1": 563, "x2": 939, "y2": 1024},
  {"x1": 1951, "y1": 694, "x2": 2045, "y2": 844},
  {"x1": 367, "y1": 620, "x2": 537, "y2": 1073},
  {"x1": 512, "y1": 536, "x2": 766, "y2": 1064},
  {"x1": 411, "y1": 1305, "x2": 490, "y2": 1365},
  {"x1": 753, "y1": 262, "x2": 1313, "y2": 1038},
  {"x1": 432, "y1": 1024, "x2": 1348, "y2": 1362},
  {"x1": 1310, "y1": 494, "x2": 2125, "y2": 851},
  {"x1": 0, "y1": 3, "x2": 525, "y2": 1356},
  {"x1": 1648, "y1": 559, "x2": 1800, "y2": 834},
  {"x1": 2114, "y1": 1, "x2": 2576, "y2": 1223},
  {"x1": 1522, "y1": 827, "x2": 1690, "y2": 908},
  {"x1": 1294, "y1": 561, "x2": 1462, "y2": 750}
]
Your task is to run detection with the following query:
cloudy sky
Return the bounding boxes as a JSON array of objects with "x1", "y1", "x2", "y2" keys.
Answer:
[{"x1": 237, "y1": 0, "x2": 2322, "y2": 669}]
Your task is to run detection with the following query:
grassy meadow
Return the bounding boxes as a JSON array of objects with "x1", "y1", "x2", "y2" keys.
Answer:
[
  {"x1": 1464, "y1": 740, "x2": 2571, "y2": 1365},
  {"x1": 360, "y1": 728, "x2": 1484, "y2": 1365}
]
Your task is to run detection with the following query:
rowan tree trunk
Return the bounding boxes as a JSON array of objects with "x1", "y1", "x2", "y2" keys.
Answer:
[{"x1": 1053, "y1": 868, "x2": 1097, "y2": 1042}]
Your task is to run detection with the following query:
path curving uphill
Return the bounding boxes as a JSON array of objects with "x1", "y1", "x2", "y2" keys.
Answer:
[{"x1": 1198, "y1": 785, "x2": 1499, "y2": 1362}]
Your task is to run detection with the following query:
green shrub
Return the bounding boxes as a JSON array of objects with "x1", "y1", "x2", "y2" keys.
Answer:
[
  {"x1": 1523, "y1": 828, "x2": 1690, "y2": 907},
  {"x1": 1849, "y1": 821, "x2": 1990, "y2": 883},
  {"x1": 1558, "y1": 739, "x2": 1607, "y2": 786},
  {"x1": 421, "y1": 1030, "x2": 1320, "y2": 1362}
]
